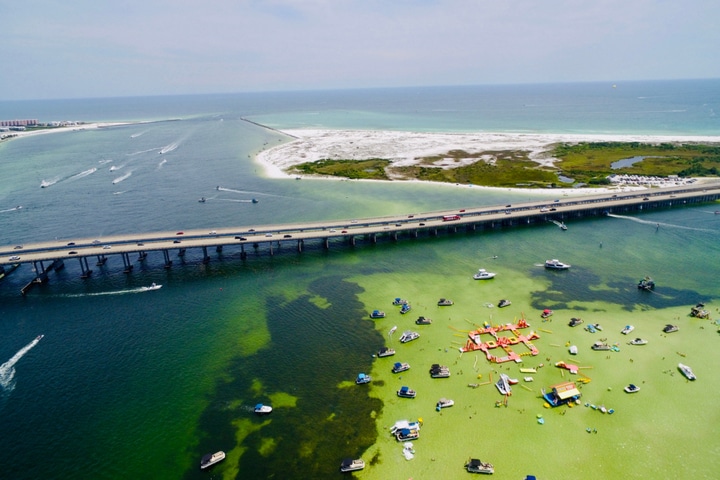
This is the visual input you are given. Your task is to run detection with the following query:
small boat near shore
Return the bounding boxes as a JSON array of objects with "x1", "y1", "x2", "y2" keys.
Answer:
[
  {"x1": 678, "y1": 363, "x2": 696, "y2": 380},
  {"x1": 638, "y1": 276, "x2": 655, "y2": 291},
  {"x1": 568, "y1": 317, "x2": 583, "y2": 327},
  {"x1": 628, "y1": 338, "x2": 648, "y2": 345},
  {"x1": 400, "y1": 303, "x2": 412, "y2": 314},
  {"x1": 624, "y1": 384, "x2": 640, "y2": 393},
  {"x1": 396, "y1": 428, "x2": 419, "y2": 442},
  {"x1": 437, "y1": 298, "x2": 454, "y2": 306},
  {"x1": 415, "y1": 316, "x2": 432, "y2": 325},
  {"x1": 399, "y1": 331, "x2": 420, "y2": 343},
  {"x1": 545, "y1": 259, "x2": 570, "y2": 269},
  {"x1": 377, "y1": 347, "x2": 395, "y2": 357},
  {"x1": 141, "y1": 282, "x2": 162, "y2": 291},
  {"x1": 200, "y1": 451, "x2": 226, "y2": 469},
  {"x1": 498, "y1": 299, "x2": 511, "y2": 308},
  {"x1": 436, "y1": 398, "x2": 454, "y2": 409},
  {"x1": 591, "y1": 341, "x2": 611, "y2": 351},
  {"x1": 355, "y1": 373, "x2": 371, "y2": 384},
  {"x1": 473, "y1": 269, "x2": 496, "y2": 280},
  {"x1": 369, "y1": 309, "x2": 386, "y2": 319},
  {"x1": 429, "y1": 364, "x2": 451, "y2": 378},
  {"x1": 541, "y1": 309, "x2": 553, "y2": 319},
  {"x1": 392, "y1": 297, "x2": 408, "y2": 305},
  {"x1": 466, "y1": 458, "x2": 494, "y2": 474},
  {"x1": 663, "y1": 324, "x2": 678, "y2": 333},
  {"x1": 621, "y1": 325, "x2": 635, "y2": 334},
  {"x1": 392, "y1": 362, "x2": 411, "y2": 373},
  {"x1": 397, "y1": 386, "x2": 416, "y2": 398},
  {"x1": 339, "y1": 458, "x2": 365, "y2": 473}
]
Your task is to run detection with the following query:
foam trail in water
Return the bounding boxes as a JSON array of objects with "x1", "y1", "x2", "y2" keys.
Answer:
[
  {"x1": 98, "y1": 159, "x2": 112, "y2": 164},
  {"x1": 0, "y1": 336, "x2": 42, "y2": 395},
  {"x1": 0, "y1": 206, "x2": 23, "y2": 213},
  {"x1": 159, "y1": 142, "x2": 178, "y2": 154},
  {"x1": 112, "y1": 171, "x2": 132, "y2": 184},
  {"x1": 126, "y1": 148, "x2": 158, "y2": 156},
  {"x1": 216, "y1": 186, "x2": 285, "y2": 198},
  {"x1": 157, "y1": 159, "x2": 167, "y2": 169},
  {"x1": 40, "y1": 177, "x2": 61, "y2": 188},
  {"x1": 68, "y1": 167, "x2": 98, "y2": 181},
  {"x1": 130, "y1": 130, "x2": 149, "y2": 138},
  {"x1": 606, "y1": 213, "x2": 717, "y2": 233},
  {"x1": 60, "y1": 287, "x2": 155, "y2": 298}
]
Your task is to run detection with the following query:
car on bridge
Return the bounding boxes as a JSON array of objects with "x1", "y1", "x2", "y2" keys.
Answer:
[
  {"x1": 13, "y1": 245, "x2": 22, "y2": 250},
  {"x1": 68, "y1": 251, "x2": 77, "y2": 255},
  {"x1": 9, "y1": 256, "x2": 20, "y2": 261},
  {"x1": 283, "y1": 234, "x2": 292, "y2": 238}
]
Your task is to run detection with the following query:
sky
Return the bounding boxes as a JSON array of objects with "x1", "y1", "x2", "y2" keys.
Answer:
[{"x1": 2, "y1": 0, "x2": 719, "y2": 100}]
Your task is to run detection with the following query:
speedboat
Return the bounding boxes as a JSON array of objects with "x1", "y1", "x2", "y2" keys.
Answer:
[
  {"x1": 545, "y1": 259, "x2": 570, "y2": 269},
  {"x1": 355, "y1": 373, "x2": 371, "y2": 384},
  {"x1": 568, "y1": 317, "x2": 583, "y2": 327},
  {"x1": 400, "y1": 303, "x2": 412, "y2": 314},
  {"x1": 628, "y1": 338, "x2": 648, "y2": 345},
  {"x1": 200, "y1": 451, "x2": 226, "y2": 469},
  {"x1": 415, "y1": 316, "x2": 432, "y2": 325},
  {"x1": 36, "y1": 334, "x2": 44, "y2": 341},
  {"x1": 621, "y1": 325, "x2": 635, "y2": 334},
  {"x1": 497, "y1": 299, "x2": 511, "y2": 308},
  {"x1": 436, "y1": 398, "x2": 454, "y2": 409},
  {"x1": 437, "y1": 298, "x2": 454, "y2": 306},
  {"x1": 254, "y1": 403, "x2": 273, "y2": 414},
  {"x1": 429, "y1": 364, "x2": 451, "y2": 378},
  {"x1": 496, "y1": 373, "x2": 512, "y2": 395},
  {"x1": 339, "y1": 458, "x2": 365, "y2": 473},
  {"x1": 624, "y1": 384, "x2": 640, "y2": 393},
  {"x1": 541, "y1": 309, "x2": 553, "y2": 319},
  {"x1": 397, "y1": 386, "x2": 416, "y2": 398},
  {"x1": 678, "y1": 363, "x2": 696, "y2": 380},
  {"x1": 466, "y1": 458, "x2": 494, "y2": 474},
  {"x1": 399, "y1": 331, "x2": 420, "y2": 343},
  {"x1": 369, "y1": 309, "x2": 386, "y2": 319},
  {"x1": 141, "y1": 282, "x2": 162, "y2": 291},
  {"x1": 395, "y1": 428, "x2": 419, "y2": 442},
  {"x1": 663, "y1": 324, "x2": 678, "y2": 333},
  {"x1": 377, "y1": 347, "x2": 396, "y2": 357},
  {"x1": 392, "y1": 362, "x2": 410, "y2": 373},
  {"x1": 473, "y1": 269, "x2": 496, "y2": 280},
  {"x1": 198, "y1": 197, "x2": 206, "y2": 203}
]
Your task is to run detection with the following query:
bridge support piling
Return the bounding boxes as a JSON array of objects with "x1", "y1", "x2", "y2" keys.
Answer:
[
  {"x1": 216, "y1": 245, "x2": 223, "y2": 254},
  {"x1": 297, "y1": 240, "x2": 303, "y2": 252},
  {"x1": 269, "y1": 243, "x2": 274, "y2": 256},
  {"x1": 202, "y1": 246, "x2": 210, "y2": 264},
  {"x1": 371, "y1": 234, "x2": 377, "y2": 244},
  {"x1": 138, "y1": 251, "x2": 147, "y2": 261},
  {"x1": 323, "y1": 238, "x2": 329, "y2": 249},
  {"x1": 178, "y1": 248, "x2": 186, "y2": 257},
  {"x1": 79, "y1": 257, "x2": 93, "y2": 279},
  {"x1": 350, "y1": 236, "x2": 356, "y2": 246},
  {"x1": 122, "y1": 253, "x2": 133, "y2": 273},
  {"x1": 163, "y1": 250, "x2": 172, "y2": 269},
  {"x1": 96, "y1": 255, "x2": 107, "y2": 266}
]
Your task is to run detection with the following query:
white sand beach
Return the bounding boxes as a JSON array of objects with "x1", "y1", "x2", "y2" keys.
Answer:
[
  {"x1": 0, "y1": 122, "x2": 133, "y2": 141},
  {"x1": 256, "y1": 129, "x2": 720, "y2": 195}
]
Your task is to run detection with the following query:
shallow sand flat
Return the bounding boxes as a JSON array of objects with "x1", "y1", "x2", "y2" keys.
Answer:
[
  {"x1": 353, "y1": 263, "x2": 719, "y2": 480},
  {"x1": 255, "y1": 129, "x2": 720, "y2": 184}
]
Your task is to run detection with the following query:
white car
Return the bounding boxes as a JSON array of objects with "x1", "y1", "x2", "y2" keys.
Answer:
[
  {"x1": 265, "y1": 233, "x2": 273, "y2": 237},
  {"x1": 9, "y1": 255, "x2": 21, "y2": 261},
  {"x1": 103, "y1": 245, "x2": 111, "y2": 249}
]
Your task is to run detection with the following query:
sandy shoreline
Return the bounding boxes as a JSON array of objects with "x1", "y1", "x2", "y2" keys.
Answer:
[
  {"x1": 0, "y1": 121, "x2": 136, "y2": 142},
  {"x1": 256, "y1": 129, "x2": 720, "y2": 195}
]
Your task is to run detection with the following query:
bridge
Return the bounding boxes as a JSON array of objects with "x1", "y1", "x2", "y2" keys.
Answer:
[{"x1": 2, "y1": 183, "x2": 719, "y2": 294}]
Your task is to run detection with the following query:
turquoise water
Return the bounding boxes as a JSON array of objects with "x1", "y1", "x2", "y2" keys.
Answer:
[{"x1": 1, "y1": 81, "x2": 719, "y2": 479}]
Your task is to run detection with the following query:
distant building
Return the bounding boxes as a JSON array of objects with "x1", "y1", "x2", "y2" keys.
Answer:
[{"x1": 0, "y1": 119, "x2": 38, "y2": 127}]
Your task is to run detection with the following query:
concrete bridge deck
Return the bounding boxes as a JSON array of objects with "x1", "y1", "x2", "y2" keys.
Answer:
[{"x1": 2, "y1": 183, "x2": 719, "y2": 293}]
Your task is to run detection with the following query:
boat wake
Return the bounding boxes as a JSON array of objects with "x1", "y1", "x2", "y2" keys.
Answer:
[
  {"x1": 0, "y1": 205, "x2": 23, "y2": 213},
  {"x1": 0, "y1": 336, "x2": 43, "y2": 395},
  {"x1": 112, "y1": 171, "x2": 132, "y2": 184},
  {"x1": 98, "y1": 159, "x2": 113, "y2": 164},
  {"x1": 126, "y1": 148, "x2": 158, "y2": 156},
  {"x1": 68, "y1": 167, "x2": 97, "y2": 181},
  {"x1": 130, "y1": 130, "x2": 149, "y2": 138},
  {"x1": 606, "y1": 213, "x2": 717, "y2": 233},
  {"x1": 157, "y1": 159, "x2": 167, "y2": 169},
  {"x1": 159, "y1": 142, "x2": 178, "y2": 154},
  {"x1": 109, "y1": 165, "x2": 124, "y2": 172},
  {"x1": 60, "y1": 287, "x2": 161, "y2": 298},
  {"x1": 40, "y1": 177, "x2": 61, "y2": 188},
  {"x1": 216, "y1": 186, "x2": 282, "y2": 198},
  {"x1": 113, "y1": 191, "x2": 127, "y2": 195}
]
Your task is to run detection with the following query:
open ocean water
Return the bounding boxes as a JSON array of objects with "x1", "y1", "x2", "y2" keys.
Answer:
[{"x1": 1, "y1": 79, "x2": 719, "y2": 479}]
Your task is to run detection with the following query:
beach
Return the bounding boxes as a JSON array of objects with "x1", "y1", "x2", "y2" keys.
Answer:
[{"x1": 256, "y1": 129, "x2": 720, "y2": 194}]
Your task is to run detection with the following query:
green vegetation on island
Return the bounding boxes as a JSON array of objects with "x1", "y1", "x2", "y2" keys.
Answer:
[{"x1": 290, "y1": 142, "x2": 720, "y2": 188}]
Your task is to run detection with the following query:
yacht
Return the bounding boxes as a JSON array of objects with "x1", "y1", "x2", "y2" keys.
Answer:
[
  {"x1": 399, "y1": 331, "x2": 420, "y2": 343},
  {"x1": 473, "y1": 269, "x2": 496, "y2": 280},
  {"x1": 466, "y1": 458, "x2": 495, "y2": 474},
  {"x1": 200, "y1": 451, "x2": 226, "y2": 469},
  {"x1": 392, "y1": 362, "x2": 411, "y2": 373},
  {"x1": 678, "y1": 363, "x2": 696, "y2": 380},
  {"x1": 621, "y1": 325, "x2": 635, "y2": 334},
  {"x1": 339, "y1": 458, "x2": 365, "y2": 473},
  {"x1": 545, "y1": 259, "x2": 570, "y2": 269},
  {"x1": 254, "y1": 403, "x2": 273, "y2": 414},
  {"x1": 436, "y1": 398, "x2": 455, "y2": 409}
]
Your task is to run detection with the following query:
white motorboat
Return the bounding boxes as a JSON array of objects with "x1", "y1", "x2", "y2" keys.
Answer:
[
  {"x1": 200, "y1": 451, "x2": 226, "y2": 469},
  {"x1": 339, "y1": 458, "x2": 365, "y2": 472},
  {"x1": 678, "y1": 363, "x2": 696, "y2": 380},
  {"x1": 377, "y1": 347, "x2": 395, "y2": 357},
  {"x1": 399, "y1": 331, "x2": 420, "y2": 343},
  {"x1": 141, "y1": 282, "x2": 162, "y2": 291},
  {"x1": 628, "y1": 338, "x2": 648, "y2": 345},
  {"x1": 355, "y1": 373, "x2": 371, "y2": 384},
  {"x1": 392, "y1": 362, "x2": 410, "y2": 373},
  {"x1": 545, "y1": 259, "x2": 570, "y2": 269},
  {"x1": 254, "y1": 403, "x2": 273, "y2": 414},
  {"x1": 624, "y1": 384, "x2": 640, "y2": 393},
  {"x1": 436, "y1": 398, "x2": 454, "y2": 409},
  {"x1": 621, "y1": 325, "x2": 635, "y2": 334},
  {"x1": 473, "y1": 269, "x2": 496, "y2": 280}
]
